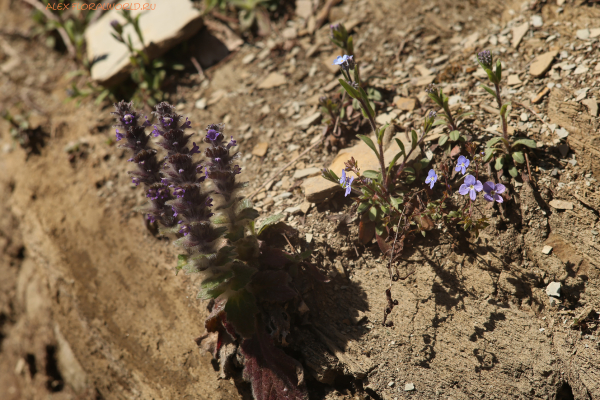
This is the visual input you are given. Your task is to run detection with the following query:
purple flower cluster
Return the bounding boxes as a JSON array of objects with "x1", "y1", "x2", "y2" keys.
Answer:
[
  {"x1": 477, "y1": 50, "x2": 493, "y2": 69},
  {"x1": 204, "y1": 123, "x2": 241, "y2": 202},
  {"x1": 152, "y1": 102, "x2": 218, "y2": 251},
  {"x1": 112, "y1": 101, "x2": 176, "y2": 227}
]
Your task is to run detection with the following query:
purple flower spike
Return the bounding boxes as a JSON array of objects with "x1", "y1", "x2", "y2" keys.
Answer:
[
  {"x1": 227, "y1": 136, "x2": 237, "y2": 149},
  {"x1": 459, "y1": 174, "x2": 483, "y2": 201},
  {"x1": 115, "y1": 129, "x2": 124, "y2": 141},
  {"x1": 206, "y1": 129, "x2": 219, "y2": 141},
  {"x1": 425, "y1": 169, "x2": 438, "y2": 189},
  {"x1": 455, "y1": 155, "x2": 470, "y2": 175},
  {"x1": 483, "y1": 181, "x2": 506, "y2": 203},
  {"x1": 190, "y1": 142, "x2": 200, "y2": 155},
  {"x1": 123, "y1": 114, "x2": 133, "y2": 124},
  {"x1": 477, "y1": 50, "x2": 493, "y2": 69}
]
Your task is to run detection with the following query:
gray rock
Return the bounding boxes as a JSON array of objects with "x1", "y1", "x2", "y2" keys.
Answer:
[
  {"x1": 546, "y1": 282, "x2": 561, "y2": 297},
  {"x1": 542, "y1": 245, "x2": 553, "y2": 255},
  {"x1": 293, "y1": 167, "x2": 322, "y2": 180},
  {"x1": 85, "y1": 0, "x2": 203, "y2": 86},
  {"x1": 405, "y1": 382, "x2": 415, "y2": 391}
]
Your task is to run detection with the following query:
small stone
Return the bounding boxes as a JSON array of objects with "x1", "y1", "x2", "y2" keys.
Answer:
[
  {"x1": 507, "y1": 74, "x2": 522, "y2": 86},
  {"x1": 295, "y1": 0, "x2": 313, "y2": 19},
  {"x1": 568, "y1": 159, "x2": 577, "y2": 167},
  {"x1": 258, "y1": 72, "x2": 287, "y2": 89},
  {"x1": 555, "y1": 127, "x2": 569, "y2": 139},
  {"x1": 393, "y1": 97, "x2": 418, "y2": 112},
  {"x1": 531, "y1": 15, "x2": 543, "y2": 28},
  {"x1": 529, "y1": 50, "x2": 558, "y2": 78},
  {"x1": 405, "y1": 383, "x2": 415, "y2": 391},
  {"x1": 581, "y1": 98, "x2": 598, "y2": 117},
  {"x1": 590, "y1": 28, "x2": 600, "y2": 39},
  {"x1": 542, "y1": 245, "x2": 553, "y2": 255},
  {"x1": 242, "y1": 53, "x2": 256, "y2": 64},
  {"x1": 557, "y1": 143, "x2": 570, "y2": 157},
  {"x1": 532, "y1": 87, "x2": 550, "y2": 104},
  {"x1": 415, "y1": 64, "x2": 432, "y2": 77},
  {"x1": 293, "y1": 167, "x2": 321, "y2": 179},
  {"x1": 282, "y1": 27, "x2": 297, "y2": 40},
  {"x1": 284, "y1": 205, "x2": 302, "y2": 214},
  {"x1": 448, "y1": 95, "x2": 462, "y2": 106},
  {"x1": 300, "y1": 201, "x2": 311, "y2": 214},
  {"x1": 302, "y1": 176, "x2": 338, "y2": 203},
  {"x1": 274, "y1": 192, "x2": 293, "y2": 200},
  {"x1": 573, "y1": 66, "x2": 589, "y2": 75},
  {"x1": 512, "y1": 22, "x2": 529, "y2": 48},
  {"x1": 376, "y1": 110, "x2": 400, "y2": 125},
  {"x1": 388, "y1": 381, "x2": 395, "y2": 388},
  {"x1": 252, "y1": 142, "x2": 269, "y2": 157},
  {"x1": 306, "y1": 233, "x2": 313, "y2": 243},
  {"x1": 549, "y1": 199, "x2": 573, "y2": 210},
  {"x1": 194, "y1": 98, "x2": 207, "y2": 109},
  {"x1": 576, "y1": 29, "x2": 590, "y2": 40},
  {"x1": 546, "y1": 282, "x2": 561, "y2": 297},
  {"x1": 432, "y1": 54, "x2": 448, "y2": 65},
  {"x1": 295, "y1": 112, "x2": 321, "y2": 129},
  {"x1": 416, "y1": 75, "x2": 435, "y2": 86},
  {"x1": 520, "y1": 112, "x2": 529, "y2": 122}
]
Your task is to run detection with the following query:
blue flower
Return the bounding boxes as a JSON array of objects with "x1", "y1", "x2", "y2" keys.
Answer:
[
  {"x1": 455, "y1": 155, "x2": 470, "y2": 175},
  {"x1": 333, "y1": 55, "x2": 350, "y2": 65},
  {"x1": 339, "y1": 169, "x2": 354, "y2": 197},
  {"x1": 115, "y1": 129, "x2": 124, "y2": 141},
  {"x1": 483, "y1": 181, "x2": 506, "y2": 203},
  {"x1": 459, "y1": 174, "x2": 483, "y2": 201},
  {"x1": 425, "y1": 169, "x2": 438, "y2": 189}
]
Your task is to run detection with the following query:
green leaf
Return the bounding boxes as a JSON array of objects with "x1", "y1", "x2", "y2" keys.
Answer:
[
  {"x1": 411, "y1": 129, "x2": 419, "y2": 150},
  {"x1": 357, "y1": 134, "x2": 380, "y2": 158},
  {"x1": 495, "y1": 156, "x2": 505, "y2": 171},
  {"x1": 486, "y1": 137, "x2": 504, "y2": 148},
  {"x1": 237, "y1": 207, "x2": 260, "y2": 221},
  {"x1": 508, "y1": 166, "x2": 518, "y2": 177},
  {"x1": 390, "y1": 196, "x2": 403, "y2": 210},
  {"x1": 359, "y1": 87, "x2": 375, "y2": 118},
  {"x1": 485, "y1": 68, "x2": 497, "y2": 84},
  {"x1": 512, "y1": 151, "x2": 525, "y2": 164},
  {"x1": 224, "y1": 289, "x2": 259, "y2": 338},
  {"x1": 257, "y1": 213, "x2": 285, "y2": 236},
  {"x1": 176, "y1": 254, "x2": 188, "y2": 273},
  {"x1": 438, "y1": 134, "x2": 449, "y2": 146},
  {"x1": 432, "y1": 119, "x2": 447, "y2": 127},
  {"x1": 362, "y1": 170, "x2": 380, "y2": 180},
  {"x1": 480, "y1": 84, "x2": 497, "y2": 98},
  {"x1": 495, "y1": 59, "x2": 502, "y2": 82},
  {"x1": 339, "y1": 79, "x2": 360, "y2": 99},
  {"x1": 394, "y1": 138, "x2": 406, "y2": 155},
  {"x1": 212, "y1": 213, "x2": 230, "y2": 224},
  {"x1": 230, "y1": 264, "x2": 258, "y2": 291},
  {"x1": 512, "y1": 138, "x2": 537, "y2": 149},
  {"x1": 357, "y1": 202, "x2": 370, "y2": 214},
  {"x1": 449, "y1": 130, "x2": 461, "y2": 141},
  {"x1": 500, "y1": 103, "x2": 508, "y2": 117},
  {"x1": 198, "y1": 270, "x2": 234, "y2": 300},
  {"x1": 387, "y1": 151, "x2": 404, "y2": 176},
  {"x1": 368, "y1": 206, "x2": 378, "y2": 222},
  {"x1": 404, "y1": 167, "x2": 415, "y2": 175},
  {"x1": 483, "y1": 148, "x2": 497, "y2": 163}
]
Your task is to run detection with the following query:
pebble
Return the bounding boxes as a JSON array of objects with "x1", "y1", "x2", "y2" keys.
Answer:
[
  {"x1": 576, "y1": 29, "x2": 590, "y2": 40},
  {"x1": 306, "y1": 233, "x2": 313, "y2": 243},
  {"x1": 242, "y1": 53, "x2": 255, "y2": 65},
  {"x1": 293, "y1": 167, "x2": 321, "y2": 179},
  {"x1": 302, "y1": 176, "x2": 339, "y2": 203},
  {"x1": 573, "y1": 66, "x2": 589, "y2": 75},
  {"x1": 257, "y1": 72, "x2": 287, "y2": 89},
  {"x1": 532, "y1": 87, "x2": 550, "y2": 104},
  {"x1": 507, "y1": 74, "x2": 522, "y2": 86},
  {"x1": 512, "y1": 22, "x2": 529, "y2": 48},
  {"x1": 546, "y1": 282, "x2": 561, "y2": 298},
  {"x1": 388, "y1": 381, "x2": 395, "y2": 388},
  {"x1": 581, "y1": 98, "x2": 599, "y2": 117},
  {"x1": 520, "y1": 112, "x2": 529, "y2": 122},
  {"x1": 274, "y1": 192, "x2": 293, "y2": 200},
  {"x1": 393, "y1": 97, "x2": 418, "y2": 112},
  {"x1": 549, "y1": 199, "x2": 573, "y2": 210},
  {"x1": 251, "y1": 142, "x2": 269, "y2": 157},
  {"x1": 405, "y1": 383, "x2": 415, "y2": 391},
  {"x1": 295, "y1": 112, "x2": 321, "y2": 129},
  {"x1": 555, "y1": 127, "x2": 569, "y2": 139},
  {"x1": 590, "y1": 28, "x2": 600, "y2": 39},
  {"x1": 542, "y1": 245, "x2": 553, "y2": 255},
  {"x1": 531, "y1": 15, "x2": 543, "y2": 28},
  {"x1": 284, "y1": 205, "x2": 302, "y2": 214},
  {"x1": 529, "y1": 51, "x2": 558, "y2": 78}
]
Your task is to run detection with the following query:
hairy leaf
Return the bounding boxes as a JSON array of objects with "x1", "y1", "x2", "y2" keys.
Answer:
[
  {"x1": 512, "y1": 138, "x2": 537, "y2": 149},
  {"x1": 480, "y1": 84, "x2": 496, "y2": 98},
  {"x1": 449, "y1": 130, "x2": 460, "y2": 141},
  {"x1": 248, "y1": 271, "x2": 297, "y2": 303},
  {"x1": 438, "y1": 134, "x2": 449, "y2": 146},
  {"x1": 362, "y1": 170, "x2": 380, "y2": 180},
  {"x1": 224, "y1": 289, "x2": 258, "y2": 338},
  {"x1": 339, "y1": 79, "x2": 359, "y2": 99},
  {"x1": 240, "y1": 322, "x2": 308, "y2": 400},
  {"x1": 495, "y1": 156, "x2": 505, "y2": 171},
  {"x1": 411, "y1": 129, "x2": 418, "y2": 150},
  {"x1": 486, "y1": 137, "x2": 504, "y2": 148},
  {"x1": 508, "y1": 165, "x2": 518, "y2": 177},
  {"x1": 257, "y1": 213, "x2": 285, "y2": 236},
  {"x1": 198, "y1": 270, "x2": 234, "y2": 300},
  {"x1": 237, "y1": 207, "x2": 260, "y2": 221},
  {"x1": 512, "y1": 151, "x2": 525, "y2": 164}
]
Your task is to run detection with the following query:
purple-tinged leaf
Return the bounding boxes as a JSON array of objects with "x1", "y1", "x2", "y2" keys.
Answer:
[
  {"x1": 240, "y1": 323, "x2": 308, "y2": 400},
  {"x1": 205, "y1": 297, "x2": 226, "y2": 332},
  {"x1": 248, "y1": 271, "x2": 297, "y2": 303}
]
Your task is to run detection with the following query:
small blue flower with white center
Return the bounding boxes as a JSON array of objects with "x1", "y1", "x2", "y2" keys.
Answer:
[{"x1": 425, "y1": 169, "x2": 438, "y2": 189}]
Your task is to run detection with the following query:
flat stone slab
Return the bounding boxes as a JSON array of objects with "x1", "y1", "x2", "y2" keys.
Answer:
[
  {"x1": 293, "y1": 167, "x2": 322, "y2": 180},
  {"x1": 546, "y1": 282, "x2": 561, "y2": 297},
  {"x1": 85, "y1": 0, "x2": 203, "y2": 86},
  {"x1": 512, "y1": 22, "x2": 529, "y2": 48},
  {"x1": 258, "y1": 72, "x2": 287, "y2": 89},
  {"x1": 252, "y1": 142, "x2": 269, "y2": 157},
  {"x1": 529, "y1": 50, "x2": 558, "y2": 78}
]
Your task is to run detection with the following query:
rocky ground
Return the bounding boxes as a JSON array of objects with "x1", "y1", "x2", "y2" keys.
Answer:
[{"x1": 1, "y1": 0, "x2": 600, "y2": 399}]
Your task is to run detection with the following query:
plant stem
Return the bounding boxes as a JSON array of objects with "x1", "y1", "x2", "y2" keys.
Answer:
[
  {"x1": 494, "y1": 82, "x2": 511, "y2": 153},
  {"x1": 358, "y1": 98, "x2": 387, "y2": 189}
]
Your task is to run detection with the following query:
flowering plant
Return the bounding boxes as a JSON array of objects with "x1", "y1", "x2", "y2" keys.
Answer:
[{"x1": 113, "y1": 101, "x2": 312, "y2": 400}]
